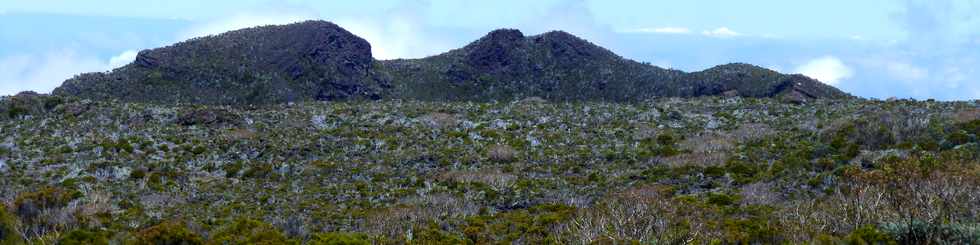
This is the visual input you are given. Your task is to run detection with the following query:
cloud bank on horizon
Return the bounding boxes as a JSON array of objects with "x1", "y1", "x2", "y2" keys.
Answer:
[{"x1": 0, "y1": 0, "x2": 977, "y2": 100}]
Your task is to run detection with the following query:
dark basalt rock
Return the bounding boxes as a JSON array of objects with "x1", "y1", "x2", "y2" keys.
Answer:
[
  {"x1": 464, "y1": 29, "x2": 528, "y2": 73},
  {"x1": 134, "y1": 50, "x2": 160, "y2": 68}
]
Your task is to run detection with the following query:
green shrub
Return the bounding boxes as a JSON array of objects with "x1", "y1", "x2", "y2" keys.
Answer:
[
  {"x1": 208, "y1": 218, "x2": 289, "y2": 245},
  {"x1": 638, "y1": 133, "x2": 682, "y2": 158},
  {"x1": 130, "y1": 168, "x2": 147, "y2": 180},
  {"x1": 960, "y1": 119, "x2": 980, "y2": 135},
  {"x1": 412, "y1": 223, "x2": 467, "y2": 245},
  {"x1": 223, "y1": 161, "x2": 244, "y2": 178},
  {"x1": 58, "y1": 228, "x2": 110, "y2": 245},
  {"x1": 242, "y1": 163, "x2": 274, "y2": 179},
  {"x1": 133, "y1": 221, "x2": 204, "y2": 245},
  {"x1": 462, "y1": 204, "x2": 573, "y2": 244},
  {"x1": 846, "y1": 225, "x2": 897, "y2": 245},
  {"x1": 706, "y1": 192, "x2": 739, "y2": 206},
  {"x1": 309, "y1": 232, "x2": 370, "y2": 245},
  {"x1": 0, "y1": 207, "x2": 23, "y2": 245},
  {"x1": 722, "y1": 217, "x2": 781, "y2": 244},
  {"x1": 190, "y1": 145, "x2": 207, "y2": 155},
  {"x1": 14, "y1": 187, "x2": 81, "y2": 219}
]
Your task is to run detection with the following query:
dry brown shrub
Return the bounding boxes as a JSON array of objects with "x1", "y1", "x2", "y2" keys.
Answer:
[
  {"x1": 776, "y1": 162, "x2": 980, "y2": 241},
  {"x1": 438, "y1": 168, "x2": 517, "y2": 190},
  {"x1": 517, "y1": 96, "x2": 548, "y2": 104},
  {"x1": 775, "y1": 181, "x2": 893, "y2": 240},
  {"x1": 487, "y1": 145, "x2": 517, "y2": 163},
  {"x1": 633, "y1": 124, "x2": 659, "y2": 140},
  {"x1": 656, "y1": 130, "x2": 736, "y2": 167},
  {"x1": 739, "y1": 181, "x2": 781, "y2": 206},
  {"x1": 556, "y1": 185, "x2": 697, "y2": 244},
  {"x1": 952, "y1": 108, "x2": 980, "y2": 124},
  {"x1": 730, "y1": 123, "x2": 775, "y2": 142},
  {"x1": 678, "y1": 131, "x2": 736, "y2": 153},
  {"x1": 362, "y1": 193, "x2": 479, "y2": 239},
  {"x1": 421, "y1": 112, "x2": 458, "y2": 129},
  {"x1": 657, "y1": 152, "x2": 729, "y2": 168},
  {"x1": 223, "y1": 128, "x2": 257, "y2": 141}
]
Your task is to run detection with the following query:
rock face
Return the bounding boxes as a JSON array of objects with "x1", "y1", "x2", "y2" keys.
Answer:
[
  {"x1": 54, "y1": 20, "x2": 391, "y2": 105},
  {"x1": 53, "y1": 22, "x2": 850, "y2": 105}
]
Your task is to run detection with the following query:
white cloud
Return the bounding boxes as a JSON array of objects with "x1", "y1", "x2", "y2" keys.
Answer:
[
  {"x1": 619, "y1": 27, "x2": 691, "y2": 34},
  {"x1": 337, "y1": 16, "x2": 448, "y2": 60},
  {"x1": 702, "y1": 27, "x2": 740, "y2": 38},
  {"x1": 760, "y1": 33, "x2": 784, "y2": 39},
  {"x1": 794, "y1": 56, "x2": 854, "y2": 85},
  {"x1": 884, "y1": 61, "x2": 928, "y2": 81},
  {"x1": 0, "y1": 49, "x2": 132, "y2": 96},
  {"x1": 858, "y1": 58, "x2": 929, "y2": 82},
  {"x1": 108, "y1": 50, "x2": 138, "y2": 69},
  {"x1": 336, "y1": 0, "x2": 455, "y2": 60},
  {"x1": 177, "y1": 12, "x2": 316, "y2": 40}
]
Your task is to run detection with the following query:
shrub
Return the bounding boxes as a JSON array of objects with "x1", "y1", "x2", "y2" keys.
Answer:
[
  {"x1": 130, "y1": 168, "x2": 148, "y2": 180},
  {"x1": 881, "y1": 221, "x2": 980, "y2": 245},
  {"x1": 845, "y1": 225, "x2": 896, "y2": 245},
  {"x1": 557, "y1": 186, "x2": 686, "y2": 244},
  {"x1": 487, "y1": 144, "x2": 517, "y2": 163},
  {"x1": 14, "y1": 187, "x2": 81, "y2": 219},
  {"x1": 133, "y1": 221, "x2": 204, "y2": 245},
  {"x1": 412, "y1": 223, "x2": 467, "y2": 245},
  {"x1": 705, "y1": 192, "x2": 739, "y2": 206},
  {"x1": 242, "y1": 163, "x2": 274, "y2": 179},
  {"x1": 58, "y1": 228, "x2": 110, "y2": 245},
  {"x1": 309, "y1": 232, "x2": 370, "y2": 245},
  {"x1": 222, "y1": 161, "x2": 244, "y2": 178},
  {"x1": 462, "y1": 204, "x2": 574, "y2": 244},
  {"x1": 722, "y1": 216, "x2": 781, "y2": 244},
  {"x1": 208, "y1": 218, "x2": 289, "y2": 245},
  {"x1": 0, "y1": 207, "x2": 23, "y2": 245},
  {"x1": 639, "y1": 131, "x2": 683, "y2": 158}
]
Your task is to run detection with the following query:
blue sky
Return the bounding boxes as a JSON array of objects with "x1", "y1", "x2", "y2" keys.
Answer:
[{"x1": 1, "y1": 0, "x2": 978, "y2": 100}]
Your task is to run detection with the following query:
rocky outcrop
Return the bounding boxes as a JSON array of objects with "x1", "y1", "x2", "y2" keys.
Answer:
[{"x1": 55, "y1": 20, "x2": 391, "y2": 105}]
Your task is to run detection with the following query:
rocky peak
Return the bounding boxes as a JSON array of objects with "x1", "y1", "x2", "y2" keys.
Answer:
[
  {"x1": 463, "y1": 29, "x2": 531, "y2": 73},
  {"x1": 56, "y1": 20, "x2": 390, "y2": 104}
]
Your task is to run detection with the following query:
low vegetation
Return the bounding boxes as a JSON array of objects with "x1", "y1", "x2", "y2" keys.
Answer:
[{"x1": 0, "y1": 94, "x2": 977, "y2": 244}]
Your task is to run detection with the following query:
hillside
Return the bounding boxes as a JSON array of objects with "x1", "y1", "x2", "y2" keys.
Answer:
[
  {"x1": 54, "y1": 21, "x2": 392, "y2": 105},
  {"x1": 54, "y1": 21, "x2": 849, "y2": 105},
  {"x1": 0, "y1": 93, "x2": 977, "y2": 244},
  {"x1": 386, "y1": 29, "x2": 849, "y2": 102}
]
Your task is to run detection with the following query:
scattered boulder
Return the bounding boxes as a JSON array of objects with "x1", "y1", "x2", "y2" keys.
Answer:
[{"x1": 780, "y1": 89, "x2": 809, "y2": 104}]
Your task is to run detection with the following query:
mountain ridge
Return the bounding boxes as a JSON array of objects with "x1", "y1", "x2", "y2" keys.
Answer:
[{"x1": 53, "y1": 20, "x2": 851, "y2": 105}]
